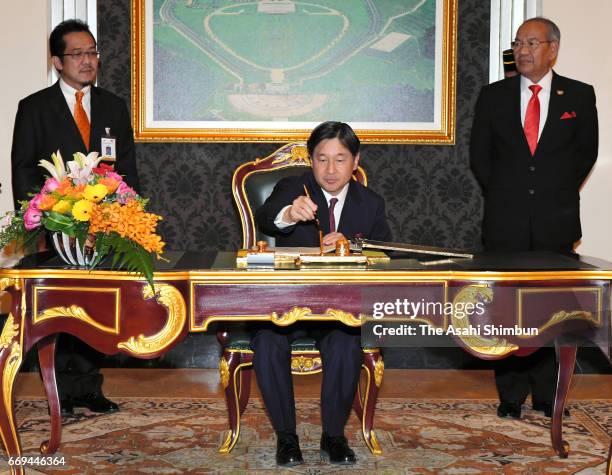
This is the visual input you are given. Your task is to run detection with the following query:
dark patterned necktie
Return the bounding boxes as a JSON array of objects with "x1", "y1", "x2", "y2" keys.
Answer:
[{"x1": 329, "y1": 198, "x2": 338, "y2": 232}]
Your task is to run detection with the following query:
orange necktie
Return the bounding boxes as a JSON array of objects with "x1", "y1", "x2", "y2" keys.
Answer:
[
  {"x1": 524, "y1": 84, "x2": 542, "y2": 156},
  {"x1": 75, "y1": 91, "x2": 90, "y2": 150}
]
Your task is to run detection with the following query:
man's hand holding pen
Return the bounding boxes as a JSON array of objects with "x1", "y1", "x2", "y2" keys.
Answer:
[
  {"x1": 282, "y1": 195, "x2": 347, "y2": 247},
  {"x1": 283, "y1": 195, "x2": 318, "y2": 223}
]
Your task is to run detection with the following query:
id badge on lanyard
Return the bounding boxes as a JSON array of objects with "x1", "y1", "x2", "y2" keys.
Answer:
[{"x1": 101, "y1": 127, "x2": 116, "y2": 162}]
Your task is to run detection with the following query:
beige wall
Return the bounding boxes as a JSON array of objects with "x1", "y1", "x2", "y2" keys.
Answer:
[
  {"x1": 540, "y1": 1, "x2": 612, "y2": 259},
  {"x1": 0, "y1": 2, "x2": 49, "y2": 215}
]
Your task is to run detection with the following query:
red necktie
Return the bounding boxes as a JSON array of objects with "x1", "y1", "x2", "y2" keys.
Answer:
[
  {"x1": 524, "y1": 84, "x2": 542, "y2": 155},
  {"x1": 329, "y1": 198, "x2": 338, "y2": 233},
  {"x1": 75, "y1": 91, "x2": 90, "y2": 151}
]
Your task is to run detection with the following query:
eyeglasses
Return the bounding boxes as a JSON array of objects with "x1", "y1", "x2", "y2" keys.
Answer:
[
  {"x1": 60, "y1": 51, "x2": 101, "y2": 60},
  {"x1": 511, "y1": 39, "x2": 553, "y2": 51}
]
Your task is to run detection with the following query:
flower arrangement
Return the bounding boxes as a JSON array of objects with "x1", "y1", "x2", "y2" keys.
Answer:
[{"x1": 0, "y1": 151, "x2": 164, "y2": 286}]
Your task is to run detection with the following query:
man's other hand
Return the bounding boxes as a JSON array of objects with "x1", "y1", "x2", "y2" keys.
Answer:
[{"x1": 322, "y1": 232, "x2": 346, "y2": 246}]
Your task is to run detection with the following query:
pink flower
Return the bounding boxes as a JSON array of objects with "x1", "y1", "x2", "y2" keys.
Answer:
[
  {"x1": 30, "y1": 193, "x2": 43, "y2": 209},
  {"x1": 116, "y1": 182, "x2": 137, "y2": 203},
  {"x1": 41, "y1": 178, "x2": 59, "y2": 194},
  {"x1": 24, "y1": 205, "x2": 42, "y2": 230},
  {"x1": 106, "y1": 171, "x2": 123, "y2": 183}
]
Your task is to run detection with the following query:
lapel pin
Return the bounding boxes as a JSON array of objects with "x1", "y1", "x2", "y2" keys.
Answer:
[{"x1": 557, "y1": 89, "x2": 564, "y2": 95}]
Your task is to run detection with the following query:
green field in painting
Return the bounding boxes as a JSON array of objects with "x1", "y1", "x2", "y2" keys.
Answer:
[{"x1": 153, "y1": 0, "x2": 436, "y2": 122}]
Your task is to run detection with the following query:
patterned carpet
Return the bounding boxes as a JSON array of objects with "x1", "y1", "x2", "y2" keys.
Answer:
[{"x1": 1, "y1": 398, "x2": 610, "y2": 474}]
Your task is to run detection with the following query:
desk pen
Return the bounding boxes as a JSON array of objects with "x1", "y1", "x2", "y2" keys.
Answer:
[{"x1": 303, "y1": 184, "x2": 324, "y2": 254}]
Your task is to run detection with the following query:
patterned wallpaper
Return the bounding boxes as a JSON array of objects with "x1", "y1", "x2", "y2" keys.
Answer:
[
  {"x1": 96, "y1": 0, "x2": 493, "y2": 369},
  {"x1": 98, "y1": 0, "x2": 489, "y2": 252}
]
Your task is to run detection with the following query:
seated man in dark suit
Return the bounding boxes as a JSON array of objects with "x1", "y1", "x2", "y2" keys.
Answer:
[{"x1": 254, "y1": 121, "x2": 391, "y2": 466}]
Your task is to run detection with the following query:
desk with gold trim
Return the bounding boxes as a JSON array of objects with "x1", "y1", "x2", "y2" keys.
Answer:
[{"x1": 0, "y1": 251, "x2": 610, "y2": 474}]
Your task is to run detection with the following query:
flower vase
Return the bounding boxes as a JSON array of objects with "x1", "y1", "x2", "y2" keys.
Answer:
[{"x1": 51, "y1": 232, "x2": 97, "y2": 268}]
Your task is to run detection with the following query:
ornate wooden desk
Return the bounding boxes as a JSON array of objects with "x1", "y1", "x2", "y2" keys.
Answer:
[{"x1": 0, "y1": 251, "x2": 610, "y2": 474}]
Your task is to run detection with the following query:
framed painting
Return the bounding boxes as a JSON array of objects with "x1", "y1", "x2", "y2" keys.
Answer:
[{"x1": 132, "y1": 0, "x2": 457, "y2": 143}]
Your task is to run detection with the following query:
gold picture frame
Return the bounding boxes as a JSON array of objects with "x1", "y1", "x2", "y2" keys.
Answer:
[{"x1": 131, "y1": 0, "x2": 457, "y2": 144}]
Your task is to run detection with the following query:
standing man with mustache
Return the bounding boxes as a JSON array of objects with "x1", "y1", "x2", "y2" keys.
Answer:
[
  {"x1": 470, "y1": 17, "x2": 598, "y2": 419},
  {"x1": 11, "y1": 19, "x2": 140, "y2": 416}
]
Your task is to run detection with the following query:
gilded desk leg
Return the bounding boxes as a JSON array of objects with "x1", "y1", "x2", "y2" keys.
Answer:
[
  {"x1": 358, "y1": 351, "x2": 383, "y2": 455},
  {"x1": 218, "y1": 352, "x2": 249, "y2": 454},
  {"x1": 238, "y1": 367, "x2": 252, "y2": 415},
  {"x1": 551, "y1": 345, "x2": 577, "y2": 458},
  {"x1": 606, "y1": 438, "x2": 611, "y2": 475},
  {"x1": 0, "y1": 314, "x2": 25, "y2": 475},
  {"x1": 351, "y1": 382, "x2": 364, "y2": 419},
  {"x1": 37, "y1": 335, "x2": 61, "y2": 455}
]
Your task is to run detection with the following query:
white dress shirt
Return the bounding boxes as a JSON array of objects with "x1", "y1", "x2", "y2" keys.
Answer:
[
  {"x1": 520, "y1": 69, "x2": 552, "y2": 140},
  {"x1": 59, "y1": 78, "x2": 91, "y2": 121},
  {"x1": 274, "y1": 182, "x2": 350, "y2": 231}
]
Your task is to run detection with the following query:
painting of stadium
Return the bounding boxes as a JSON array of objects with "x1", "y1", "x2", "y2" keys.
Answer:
[{"x1": 132, "y1": 0, "x2": 457, "y2": 143}]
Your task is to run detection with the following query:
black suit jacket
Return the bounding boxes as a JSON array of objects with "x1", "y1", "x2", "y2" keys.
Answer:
[
  {"x1": 470, "y1": 72, "x2": 598, "y2": 251},
  {"x1": 255, "y1": 171, "x2": 392, "y2": 246},
  {"x1": 11, "y1": 81, "x2": 140, "y2": 208}
]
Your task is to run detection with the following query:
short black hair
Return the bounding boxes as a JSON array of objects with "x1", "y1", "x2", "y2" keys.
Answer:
[
  {"x1": 307, "y1": 121, "x2": 360, "y2": 158},
  {"x1": 49, "y1": 19, "x2": 96, "y2": 57}
]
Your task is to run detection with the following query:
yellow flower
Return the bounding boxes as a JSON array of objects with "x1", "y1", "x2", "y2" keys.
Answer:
[
  {"x1": 83, "y1": 184, "x2": 108, "y2": 203},
  {"x1": 72, "y1": 200, "x2": 94, "y2": 221},
  {"x1": 51, "y1": 200, "x2": 72, "y2": 214}
]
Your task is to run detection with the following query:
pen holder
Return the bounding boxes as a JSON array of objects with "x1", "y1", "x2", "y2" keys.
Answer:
[{"x1": 335, "y1": 239, "x2": 350, "y2": 256}]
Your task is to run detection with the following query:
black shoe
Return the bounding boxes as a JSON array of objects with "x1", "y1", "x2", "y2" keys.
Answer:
[
  {"x1": 532, "y1": 401, "x2": 570, "y2": 418},
  {"x1": 276, "y1": 433, "x2": 303, "y2": 467},
  {"x1": 72, "y1": 393, "x2": 119, "y2": 414},
  {"x1": 60, "y1": 399, "x2": 74, "y2": 417},
  {"x1": 497, "y1": 402, "x2": 522, "y2": 419},
  {"x1": 320, "y1": 433, "x2": 356, "y2": 465}
]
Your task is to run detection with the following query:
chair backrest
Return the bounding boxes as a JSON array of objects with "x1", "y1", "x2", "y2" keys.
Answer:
[{"x1": 232, "y1": 142, "x2": 368, "y2": 249}]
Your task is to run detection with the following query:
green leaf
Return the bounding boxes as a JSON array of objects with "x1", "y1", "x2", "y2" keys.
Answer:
[
  {"x1": 42, "y1": 212, "x2": 75, "y2": 234},
  {"x1": 94, "y1": 232, "x2": 155, "y2": 290},
  {"x1": 73, "y1": 222, "x2": 89, "y2": 247},
  {"x1": 89, "y1": 232, "x2": 112, "y2": 268}
]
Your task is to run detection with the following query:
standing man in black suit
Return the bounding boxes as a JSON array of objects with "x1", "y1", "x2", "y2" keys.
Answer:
[
  {"x1": 254, "y1": 122, "x2": 391, "y2": 466},
  {"x1": 11, "y1": 19, "x2": 140, "y2": 415},
  {"x1": 470, "y1": 18, "x2": 598, "y2": 419}
]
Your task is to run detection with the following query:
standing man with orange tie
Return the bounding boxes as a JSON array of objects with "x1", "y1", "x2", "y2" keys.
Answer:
[
  {"x1": 470, "y1": 17, "x2": 598, "y2": 419},
  {"x1": 11, "y1": 19, "x2": 140, "y2": 416}
]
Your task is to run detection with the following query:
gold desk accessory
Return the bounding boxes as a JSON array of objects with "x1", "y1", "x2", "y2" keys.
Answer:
[
  {"x1": 296, "y1": 239, "x2": 368, "y2": 266},
  {"x1": 236, "y1": 241, "x2": 275, "y2": 266},
  {"x1": 237, "y1": 241, "x2": 390, "y2": 267}
]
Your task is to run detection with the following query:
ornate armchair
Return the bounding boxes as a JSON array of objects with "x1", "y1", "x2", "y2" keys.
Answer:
[{"x1": 217, "y1": 142, "x2": 383, "y2": 455}]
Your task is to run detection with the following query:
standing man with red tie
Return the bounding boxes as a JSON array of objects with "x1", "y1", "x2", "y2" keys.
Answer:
[
  {"x1": 11, "y1": 19, "x2": 140, "y2": 416},
  {"x1": 470, "y1": 18, "x2": 598, "y2": 419}
]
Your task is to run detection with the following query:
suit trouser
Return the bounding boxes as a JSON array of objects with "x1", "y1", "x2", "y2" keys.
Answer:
[
  {"x1": 55, "y1": 334, "x2": 104, "y2": 401},
  {"x1": 36, "y1": 241, "x2": 105, "y2": 400},
  {"x1": 495, "y1": 347, "x2": 557, "y2": 404},
  {"x1": 251, "y1": 324, "x2": 363, "y2": 436},
  {"x1": 491, "y1": 237, "x2": 573, "y2": 405}
]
